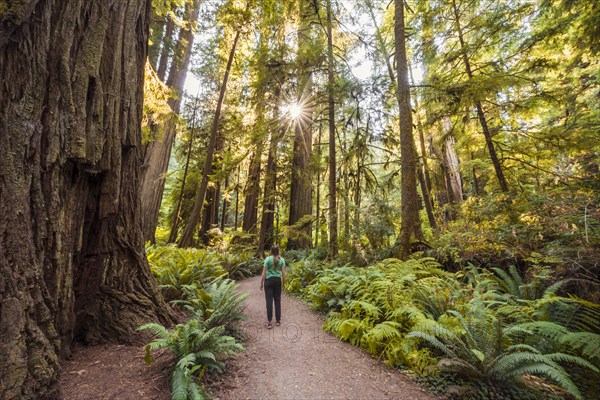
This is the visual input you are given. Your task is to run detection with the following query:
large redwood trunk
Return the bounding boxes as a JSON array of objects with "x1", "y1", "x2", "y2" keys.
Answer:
[
  {"x1": 394, "y1": 0, "x2": 423, "y2": 258},
  {"x1": 0, "y1": 1, "x2": 172, "y2": 398},
  {"x1": 287, "y1": 0, "x2": 314, "y2": 250},
  {"x1": 325, "y1": 0, "x2": 338, "y2": 258}
]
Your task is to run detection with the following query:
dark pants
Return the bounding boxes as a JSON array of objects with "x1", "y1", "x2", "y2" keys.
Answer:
[{"x1": 264, "y1": 277, "x2": 282, "y2": 322}]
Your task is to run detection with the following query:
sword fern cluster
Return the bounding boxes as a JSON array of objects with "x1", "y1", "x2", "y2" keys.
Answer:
[{"x1": 298, "y1": 257, "x2": 599, "y2": 399}]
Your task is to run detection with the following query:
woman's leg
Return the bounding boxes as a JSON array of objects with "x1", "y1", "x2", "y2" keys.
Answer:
[
  {"x1": 264, "y1": 278, "x2": 274, "y2": 322},
  {"x1": 273, "y1": 278, "x2": 282, "y2": 322}
]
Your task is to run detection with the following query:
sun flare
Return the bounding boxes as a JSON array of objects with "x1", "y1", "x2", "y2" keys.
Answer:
[{"x1": 286, "y1": 102, "x2": 303, "y2": 120}]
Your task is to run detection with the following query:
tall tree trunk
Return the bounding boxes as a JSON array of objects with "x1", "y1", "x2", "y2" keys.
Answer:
[
  {"x1": 179, "y1": 29, "x2": 241, "y2": 247},
  {"x1": 315, "y1": 122, "x2": 323, "y2": 247},
  {"x1": 394, "y1": 0, "x2": 422, "y2": 258},
  {"x1": 326, "y1": 0, "x2": 338, "y2": 258},
  {"x1": 451, "y1": 0, "x2": 508, "y2": 192},
  {"x1": 343, "y1": 130, "x2": 350, "y2": 240},
  {"x1": 156, "y1": 15, "x2": 175, "y2": 82},
  {"x1": 0, "y1": 1, "x2": 172, "y2": 398},
  {"x1": 200, "y1": 131, "x2": 224, "y2": 241},
  {"x1": 370, "y1": 1, "x2": 432, "y2": 234},
  {"x1": 257, "y1": 129, "x2": 280, "y2": 256},
  {"x1": 288, "y1": 0, "x2": 314, "y2": 250},
  {"x1": 409, "y1": 65, "x2": 436, "y2": 229},
  {"x1": 243, "y1": 33, "x2": 269, "y2": 235},
  {"x1": 221, "y1": 175, "x2": 230, "y2": 231},
  {"x1": 443, "y1": 126, "x2": 463, "y2": 203},
  {"x1": 366, "y1": 0, "x2": 396, "y2": 85},
  {"x1": 169, "y1": 97, "x2": 201, "y2": 243},
  {"x1": 200, "y1": 186, "x2": 216, "y2": 242},
  {"x1": 149, "y1": 13, "x2": 166, "y2": 70},
  {"x1": 140, "y1": 0, "x2": 201, "y2": 243},
  {"x1": 243, "y1": 145, "x2": 263, "y2": 233},
  {"x1": 234, "y1": 165, "x2": 241, "y2": 230}
]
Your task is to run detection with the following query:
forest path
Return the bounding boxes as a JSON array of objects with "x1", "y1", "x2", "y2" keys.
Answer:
[{"x1": 209, "y1": 275, "x2": 435, "y2": 400}]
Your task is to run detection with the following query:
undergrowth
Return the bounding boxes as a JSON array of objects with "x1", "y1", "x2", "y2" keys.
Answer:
[
  {"x1": 141, "y1": 245, "x2": 254, "y2": 399},
  {"x1": 285, "y1": 255, "x2": 600, "y2": 399}
]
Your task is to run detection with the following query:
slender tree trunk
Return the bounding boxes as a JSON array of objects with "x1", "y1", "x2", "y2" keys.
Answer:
[
  {"x1": 451, "y1": 0, "x2": 508, "y2": 192},
  {"x1": 366, "y1": 0, "x2": 396, "y2": 85},
  {"x1": 140, "y1": 0, "x2": 201, "y2": 243},
  {"x1": 315, "y1": 122, "x2": 323, "y2": 248},
  {"x1": 343, "y1": 131, "x2": 350, "y2": 240},
  {"x1": 200, "y1": 131, "x2": 224, "y2": 241},
  {"x1": 257, "y1": 128, "x2": 280, "y2": 256},
  {"x1": 369, "y1": 1, "x2": 431, "y2": 236},
  {"x1": 168, "y1": 97, "x2": 201, "y2": 243},
  {"x1": 212, "y1": 182, "x2": 221, "y2": 225},
  {"x1": 243, "y1": 145, "x2": 263, "y2": 233},
  {"x1": 472, "y1": 157, "x2": 482, "y2": 196},
  {"x1": 156, "y1": 15, "x2": 175, "y2": 82},
  {"x1": 234, "y1": 165, "x2": 241, "y2": 230},
  {"x1": 243, "y1": 35, "x2": 269, "y2": 235},
  {"x1": 409, "y1": 65, "x2": 436, "y2": 229},
  {"x1": 443, "y1": 129, "x2": 463, "y2": 203},
  {"x1": 326, "y1": 0, "x2": 338, "y2": 258},
  {"x1": 179, "y1": 29, "x2": 241, "y2": 247},
  {"x1": 221, "y1": 175, "x2": 229, "y2": 231},
  {"x1": 0, "y1": 1, "x2": 172, "y2": 397},
  {"x1": 394, "y1": 0, "x2": 422, "y2": 258},
  {"x1": 288, "y1": 0, "x2": 314, "y2": 250},
  {"x1": 149, "y1": 13, "x2": 166, "y2": 70},
  {"x1": 200, "y1": 186, "x2": 216, "y2": 243}
]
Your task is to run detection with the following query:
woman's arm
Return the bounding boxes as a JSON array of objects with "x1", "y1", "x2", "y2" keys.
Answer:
[
  {"x1": 281, "y1": 266, "x2": 286, "y2": 290},
  {"x1": 260, "y1": 266, "x2": 266, "y2": 291}
]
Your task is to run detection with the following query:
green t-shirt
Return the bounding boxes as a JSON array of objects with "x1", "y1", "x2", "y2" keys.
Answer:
[{"x1": 264, "y1": 255, "x2": 286, "y2": 279}]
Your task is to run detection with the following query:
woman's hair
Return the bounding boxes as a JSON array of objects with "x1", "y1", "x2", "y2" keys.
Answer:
[{"x1": 270, "y1": 245, "x2": 280, "y2": 270}]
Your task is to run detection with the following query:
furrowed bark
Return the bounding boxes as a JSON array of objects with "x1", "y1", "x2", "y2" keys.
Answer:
[{"x1": 0, "y1": 1, "x2": 172, "y2": 398}]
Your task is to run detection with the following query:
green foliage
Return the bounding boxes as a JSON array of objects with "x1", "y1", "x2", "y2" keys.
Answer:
[
  {"x1": 142, "y1": 245, "x2": 250, "y2": 400},
  {"x1": 293, "y1": 255, "x2": 600, "y2": 397},
  {"x1": 174, "y1": 277, "x2": 248, "y2": 334},
  {"x1": 407, "y1": 299, "x2": 598, "y2": 400},
  {"x1": 284, "y1": 259, "x2": 328, "y2": 297},
  {"x1": 139, "y1": 319, "x2": 242, "y2": 400},
  {"x1": 314, "y1": 258, "x2": 454, "y2": 368},
  {"x1": 143, "y1": 62, "x2": 177, "y2": 143},
  {"x1": 217, "y1": 251, "x2": 262, "y2": 280},
  {"x1": 146, "y1": 245, "x2": 226, "y2": 300},
  {"x1": 433, "y1": 192, "x2": 600, "y2": 301}
]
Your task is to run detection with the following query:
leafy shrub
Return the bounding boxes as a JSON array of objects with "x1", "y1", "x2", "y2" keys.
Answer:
[
  {"x1": 432, "y1": 191, "x2": 600, "y2": 301},
  {"x1": 146, "y1": 245, "x2": 226, "y2": 300},
  {"x1": 315, "y1": 258, "x2": 455, "y2": 367},
  {"x1": 139, "y1": 320, "x2": 242, "y2": 400},
  {"x1": 284, "y1": 259, "x2": 327, "y2": 297},
  {"x1": 295, "y1": 256, "x2": 600, "y2": 397},
  {"x1": 217, "y1": 251, "x2": 262, "y2": 280},
  {"x1": 141, "y1": 254, "x2": 249, "y2": 400},
  {"x1": 174, "y1": 277, "x2": 248, "y2": 334}
]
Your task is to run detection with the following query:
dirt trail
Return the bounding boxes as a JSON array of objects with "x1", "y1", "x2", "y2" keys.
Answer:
[{"x1": 209, "y1": 276, "x2": 435, "y2": 400}]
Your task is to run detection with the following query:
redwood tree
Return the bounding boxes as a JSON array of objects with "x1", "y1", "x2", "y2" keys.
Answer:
[
  {"x1": 0, "y1": 1, "x2": 171, "y2": 398},
  {"x1": 287, "y1": 0, "x2": 314, "y2": 250},
  {"x1": 394, "y1": 0, "x2": 422, "y2": 258}
]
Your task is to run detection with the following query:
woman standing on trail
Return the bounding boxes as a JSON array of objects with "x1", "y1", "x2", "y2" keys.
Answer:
[{"x1": 260, "y1": 245, "x2": 286, "y2": 329}]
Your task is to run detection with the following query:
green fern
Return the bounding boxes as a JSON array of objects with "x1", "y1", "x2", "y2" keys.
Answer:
[
  {"x1": 407, "y1": 302, "x2": 598, "y2": 400},
  {"x1": 138, "y1": 317, "x2": 243, "y2": 400}
]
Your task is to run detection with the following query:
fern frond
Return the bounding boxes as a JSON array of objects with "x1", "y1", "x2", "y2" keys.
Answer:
[
  {"x1": 138, "y1": 322, "x2": 170, "y2": 339},
  {"x1": 171, "y1": 366, "x2": 190, "y2": 400},
  {"x1": 504, "y1": 363, "x2": 582, "y2": 400}
]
